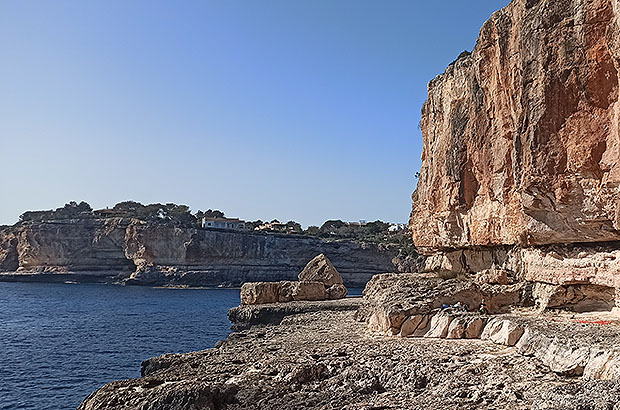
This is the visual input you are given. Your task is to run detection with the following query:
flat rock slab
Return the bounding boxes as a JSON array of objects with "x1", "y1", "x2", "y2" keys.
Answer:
[{"x1": 228, "y1": 297, "x2": 363, "y2": 329}]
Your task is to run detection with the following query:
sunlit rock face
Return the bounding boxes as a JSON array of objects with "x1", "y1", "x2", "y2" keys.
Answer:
[
  {"x1": 411, "y1": 0, "x2": 620, "y2": 253},
  {"x1": 0, "y1": 218, "x2": 397, "y2": 287}
]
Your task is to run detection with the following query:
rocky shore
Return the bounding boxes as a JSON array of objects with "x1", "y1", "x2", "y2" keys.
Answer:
[
  {"x1": 78, "y1": 0, "x2": 620, "y2": 407},
  {"x1": 78, "y1": 288, "x2": 620, "y2": 410}
]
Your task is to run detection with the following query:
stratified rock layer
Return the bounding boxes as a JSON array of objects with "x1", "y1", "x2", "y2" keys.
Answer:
[
  {"x1": 411, "y1": 0, "x2": 620, "y2": 251},
  {"x1": 0, "y1": 219, "x2": 397, "y2": 287}
]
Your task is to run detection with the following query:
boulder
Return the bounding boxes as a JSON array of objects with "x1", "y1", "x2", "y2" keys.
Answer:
[
  {"x1": 241, "y1": 281, "x2": 327, "y2": 304},
  {"x1": 446, "y1": 317, "x2": 467, "y2": 339},
  {"x1": 240, "y1": 282, "x2": 280, "y2": 305},
  {"x1": 399, "y1": 315, "x2": 426, "y2": 338},
  {"x1": 298, "y1": 254, "x2": 343, "y2": 287},
  {"x1": 423, "y1": 313, "x2": 453, "y2": 339},
  {"x1": 277, "y1": 281, "x2": 297, "y2": 303},
  {"x1": 325, "y1": 283, "x2": 348, "y2": 300},
  {"x1": 463, "y1": 318, "x2": 485, "y2": 339},
  {"x1": 480, "y1": 318, "x2": 525, "y2": 346},
  {"x1": 292, "y1": 281, "x2": 326, "y2": 301}
]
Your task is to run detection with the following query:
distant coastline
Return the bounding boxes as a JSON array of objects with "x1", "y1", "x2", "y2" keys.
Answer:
[{"x1": 0, "y1": 202, "x2": 405, "y2": 288}]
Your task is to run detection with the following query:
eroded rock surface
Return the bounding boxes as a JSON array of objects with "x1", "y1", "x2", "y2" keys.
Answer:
[
  {"x1": 298, "y1": 253, "x2": 343, "y2": 286},
  {"x1": 0, "y1": 219, "x2": 397, "y2": 287},
  {"x1": 80, "y1": 305, "x2": 620, "y2": 409},
  {"x1": 358, "y1": 273, "x2": 529, "y2": 335},
  {"x1": 411, "y1": 0, "x2": 620, "y2": 251}
]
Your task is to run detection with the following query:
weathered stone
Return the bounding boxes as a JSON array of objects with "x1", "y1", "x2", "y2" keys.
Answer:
[
  {"x1": 411, "y1": 0, "x2": 620, "y2": 252},
  {"x1": 278, "y1": 281, "x2": 297, "y2": 303},
  {"x1": 480, "y1": 283, "x2": 525, "y2": 313},
  {"x1": 77, "y1": 379, "x2": 238, "y2": 410},
  {"x1": 399, "y1": 315, "x2": 425, "y2": 337},
  {"x1": 240, "y1": 281, "x2": 327, "y2": 305},
  {"x1": 584, "y1": 349, "x2": 620, "y2": 380},
  {"x1": 532, "y1": 282, "x2": 616, "y2": 312},
  {"x1": 240, "y1": 282, "x2": 280, "y2": 305},
  {"x1": 475, "y1": 269, "x2": 509, "y2": 285},
  {"x1": 424, "y1": 313, "x2": 453, "y2": 339},
  {"x1": 521, "y1": 245, "x2": 620, "y2": 298},
  {"x1": 411, "y1": 315, "x2": 431, "y2": 337},
  {"x1": 446, "y1": 316, "x2": 486, "y2": 339},
  {"x1": 360, "y1": 273, "x2": 527, "y2": 335},
  {"x1": 464, "y1": 318, "x2": 485, "y2": 339},
  {"x1": 298, "y1": 254, "x2": 343, "y2": 287},
  {"x1": 325, "y1": 283, "x2": 348, "y2": 300},
  {"x1": 480, "y1": 318, "x2": 524, "y2": 346},
  {"x1": 446, "y1": 317, "x2": 467, "y2": 339},
  {"x1": 292, "y1": 281, "x2": 326, "y2": 301},
  {"x1": 366, "y1": 308, "x2": 408, "y2": 334},
  {"x1": 516, "y1": 328, "x2": 589, "y2": 376}
]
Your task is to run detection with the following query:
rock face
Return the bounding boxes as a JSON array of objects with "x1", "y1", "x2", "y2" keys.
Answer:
[
  {"x1": 0, "y1": 219, "x2": 397, "y2": 287},
  {"x1": 410, "y1": 0, "x2": 620, "y2": 303},
  {"x1": 0, "y1": 227, "x2": 19, "y2": 271},
  {"x1": 7, "y1": 219, "x2": 136, "y2": 274},
  {"x1": 411, "y1": 0, "x2": 620, "y2": 251}
]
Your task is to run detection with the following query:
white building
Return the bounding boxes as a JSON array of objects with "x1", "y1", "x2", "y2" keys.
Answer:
[
  {"x1": 202, "y1": 217, "x2": 246, "y2": 230},
  {"x1": 388, "y1": 223, "x2": 407, "y2": 232}
]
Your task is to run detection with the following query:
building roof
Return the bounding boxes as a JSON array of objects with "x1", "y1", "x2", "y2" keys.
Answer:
[{"x1": 203, "y1": 217, "x2": 243, "y2": 223}]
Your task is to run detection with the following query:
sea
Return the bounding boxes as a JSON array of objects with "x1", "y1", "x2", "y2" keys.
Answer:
[
  {"x1": 0, "y1": 282, "x2": 240, "y2": 410},
  {"x1": 1, "y1": 281, "x2": 365, "y2": 410}
]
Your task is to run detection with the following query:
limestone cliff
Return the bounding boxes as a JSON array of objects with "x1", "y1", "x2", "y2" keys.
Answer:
[
  {"x1": 411, "y1": 0, "x2": 620, "y2": 299},
  {"x1": 0, "y1": 219, "x2": 397, "y2": 287},
  {"x1": 412, "y1": 0, "x2": 620, "y2": 251}
]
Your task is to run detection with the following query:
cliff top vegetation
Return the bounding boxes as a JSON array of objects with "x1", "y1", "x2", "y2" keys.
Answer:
[{"x1": 17, "y1": 201, "x2": 414, "y2": 250}]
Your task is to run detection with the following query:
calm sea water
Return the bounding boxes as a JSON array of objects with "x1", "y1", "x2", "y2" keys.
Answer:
[{"x1": 0, "y1": 282, "x2": 240, "y2": 410}]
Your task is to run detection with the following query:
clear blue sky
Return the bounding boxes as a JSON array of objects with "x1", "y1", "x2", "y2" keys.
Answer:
[{"x1": 0, "y1": 0, "x2": 509, "y2": 227}]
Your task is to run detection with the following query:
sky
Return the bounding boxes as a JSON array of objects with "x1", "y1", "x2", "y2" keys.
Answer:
[{"x1": 0, "y1": 0, "x2": 510, "y2": 227}]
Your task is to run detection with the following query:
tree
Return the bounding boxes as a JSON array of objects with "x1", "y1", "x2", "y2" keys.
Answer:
[
  {"x1": 366, "y1": 220, "x2": 389, "y2": 235},
  {"x1": 246, "y1": 220, "x2": 263, "y2": 230},
  {"x1": 19, "y1": 201, "x2": 93, "y2": 222},
  {"x1": 113, "y1": 201, "x2": 144, "y2": 213},
  {"x1": 319, "y1": 220, "x2": 345, "y2": 234},
  {"x1": 203, "y1": 209, "x2": 225, "y2": 219},
  {"x1": 285, "y1": 221, "x2": 302, "y2": 233}
]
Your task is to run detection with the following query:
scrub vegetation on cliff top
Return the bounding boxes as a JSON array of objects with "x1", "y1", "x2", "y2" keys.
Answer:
[{"x1": 17, "y1": 201, "x2": 412, "y2": 248}]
